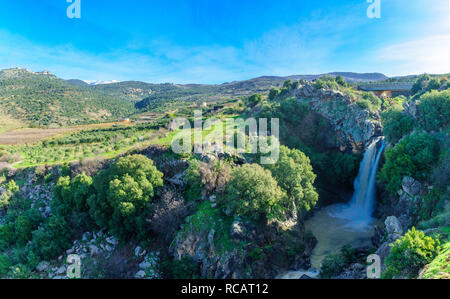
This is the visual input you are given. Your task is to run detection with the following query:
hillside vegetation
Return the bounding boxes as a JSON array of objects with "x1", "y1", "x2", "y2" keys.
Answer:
[{"x1": 0, "y1": 69, "x2": 136, "y2": 127}]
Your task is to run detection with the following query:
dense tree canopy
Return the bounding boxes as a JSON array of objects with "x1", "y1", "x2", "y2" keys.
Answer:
[
  {"x1": 265, "y1": 146, "x2": 318, "y2": 215},
  {"x1": 222, "y1": 164, "x2": 285, "y2": 221},
  {"x1": 383, "y1": 228, "x2": 440, "y2": 279},
  {"x1": 88, "y1": 155, "x2": 164, "y2": 240},
  {"x1": 381, "y1": 105, "x2": 415, "y2": 144},
  {"x1": 379, "y1": 132, "x2": 439, "y2": 194}
]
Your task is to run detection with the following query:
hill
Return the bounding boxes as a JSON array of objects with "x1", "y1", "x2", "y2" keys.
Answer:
[
  {"x1": 0, "y1": 68, "x2": 390, "y2": 126},
  {"x1": 0, "y1": 68, "x2": 136, "y2": 127}
]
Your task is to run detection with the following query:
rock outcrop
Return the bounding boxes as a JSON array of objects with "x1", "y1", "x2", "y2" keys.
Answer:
[{"x1": 291, "y1": 83, "x2": 382, "y2": 153}]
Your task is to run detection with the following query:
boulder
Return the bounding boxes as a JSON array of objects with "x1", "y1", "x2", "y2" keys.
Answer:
[
  {"x1": 402, "y1": 177, "x2": 423, "y2": 196},
  {"x1": 134, "y1": 246, "x2": 147, "y2": 257},
  {"x1": 230, "y1": 221, "x2": 246, "y2": 241},
  {"x1": 385, "y1": 216, "x2": 403, "y2": 239},
  {"x1": 375, "y1": 242, "x2": 392, "y2": 272},
  {"x1": 135, "y1": 270, "x2": 146, "y2": 279},
  {"x1": 89, "y1": 244, "x2": 100, "y2": 256},
  {"x1": 36, "y1": 261, "x2": 50, "y2": 272}
]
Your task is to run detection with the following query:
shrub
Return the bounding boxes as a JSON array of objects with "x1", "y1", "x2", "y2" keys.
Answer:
[
  {"x1": 268, "y1": 88, "x2": 279, "y2": 101},
  {"x1": 0, "y1": 254, "x2": 11, "y2": 276},
  {"x1": 88, "y1": 155, "x2": 164, "y2": 240},
  {"x1": 165, "y1": 257, "x2": 200, "y2": 279},
  {"x1": 383, "y1": 228, "x2": 440, "y2": 279},
  {"x1": 381, "y1": 106, "x2": 415, "y2": 143},
  {"x1": 265, "y1": 146, "x2": 318, "y2": 216},
  {"x1": 355, "y1": 99, "x2": 371, "y2": 110},
  {"x1": 184, "y1": 160, "x2": 203, "y2": 201},
  {"x1": 246, "y1": 94, "x2": 263, "y2": 107},
  {"x1": 222, "y1": 164, "x2": 286, "y2": 221},
  {"x1": 320, "y1": 253, "x2": 346, "y2": 279},
  {"x1": 0, "y1": 180, "x2": 19, "y2": 210},
  {"x1": 379, "y1": 132, "x2": 439, "y2": 194},
  {"x1": 417, "y1": 90, "x2": 450, "y2": 131}
]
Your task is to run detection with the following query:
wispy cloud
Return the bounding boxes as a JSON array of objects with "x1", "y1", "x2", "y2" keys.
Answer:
[
  {"x1": 0, "y1": 13, "x2": 353, "y2": 84},
  {"x1": 376, "y1": 34, "x2": 450, "y2": 76}
]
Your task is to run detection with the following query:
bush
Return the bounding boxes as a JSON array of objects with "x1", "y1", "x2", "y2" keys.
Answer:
[
  {"x1": 88, "y1": 155, "x2": 164, "y2": 240},
  {"x1": 320, "y1": 253, "x2": 346, "y2": 278},
  {"x1": 184, "y1": 160, "x2": 203, "y2": 201},
  {"x1": 265, "y1": 146, "x2": 318, "y2": 216},
  {"x1": 165, "y1": 257, "x2": 200, "y2": 279},
  {"x1": 379, "y1": 132, "x2": 439, "y2": 194},
  {"x1": 383, "y1": 228, "x2": 440, "y2": 279},
  {"x1": 381, "y1": 106, "x2": 415, "y2": 143},
  {"x1": 0, "y1": 254, "x2": 11, "y2": 276},
  {"x1": 0, "y1": 180, "x2": 19, "y2": 209},
  {"x1": 355, "y1": 99, "x2": 371, "y2": 110},
  {"x1": 268, "y1": 88, "x2": 279, "y2": 101},
  {"x1": 222, "y1": 164, "x2": 286, "y2": 221},
  {"x1": 246, "y1": 94, "x2": 263, "y2": 107},
  {"x1": 417, "y1": 90, "x2": 450, "y2": 131}
]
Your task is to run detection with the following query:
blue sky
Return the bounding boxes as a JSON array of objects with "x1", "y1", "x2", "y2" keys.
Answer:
[{"x1": 0, "y1": 0, "x2": 449, "y2": 83}]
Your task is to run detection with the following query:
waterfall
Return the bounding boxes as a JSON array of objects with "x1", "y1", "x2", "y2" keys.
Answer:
[{"x1": 331, "y1": 137, "x2": 386, "y2": 227}]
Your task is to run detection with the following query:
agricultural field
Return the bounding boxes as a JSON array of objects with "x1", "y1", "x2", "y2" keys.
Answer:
[{"x1": 0, "y1": 121, "x2": 174, "y2": 168}]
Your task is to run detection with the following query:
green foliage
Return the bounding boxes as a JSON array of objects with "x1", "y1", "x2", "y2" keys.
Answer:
[
  {"x1": 426, "y1": 79, "x2": 441, "y2": 91},
  {"x1": 164, "y1": 257, "x2": 200, "y2": 279},
  {"x1": 0, "y1": 180, "x2": 19, "y2": 209},
  {"x1": 320, "y1": 253, "x2": 346, "y2": 279},
  {"x1": 411, "y1": 74, "x2": 432, "y2": 95},
  {"x1": 88, "y1": 155, "x2": 164, "y2": 240},
  {"x1": 335, "y1": 76, "x2": 347, "y2": 87},
  {"x1": 355, "y1": 99, "x2": 370, "y2": 110},
  {"x1": 379, "y1": 132, "x2": 439, "y2": 194},
  {"x1": 222, "y1": 164, "x2": 285, "y2": 221},
  {"x1": 420, "y1": 241, "x2": 449, "y2": 279},
  {"x1": 265, "y1": 146, "x2": 318, "y2": 216},
  {"x1": 184, "y1": 160, "x2": 203, "y2": 201},
  {"x1": 383, "y1": 228, "x2": 440, "y2": 279},
  {"x1": 381, "y1": 105, "x2": 415, "y2": 143},
  {"x1": 246, "y1": 94, "x2": 263, "y2": 107},
  {"x1": 0, "y1": 254, "x2": 11, "y2": 276},
  {"x1": 417, "y1": 90, "x2": 450, "y2": 131},
  {"x1": 30, "y1": 214, "x2": 73, "y2": 260},
  {"x1": 0, "y1": 69, "x2": 136, "y2": 127},
  {"x1": 268, "y1": 88, "x2": 279, "y2": 101}
]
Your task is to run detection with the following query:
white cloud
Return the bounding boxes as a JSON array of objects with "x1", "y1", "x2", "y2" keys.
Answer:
[{"x1": 377, "y1": 35, "x2": 450, "y2": 76}]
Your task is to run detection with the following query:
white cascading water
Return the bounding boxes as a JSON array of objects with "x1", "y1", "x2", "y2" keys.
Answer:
[
  {"x1": 279, "y1": 137, "x2": 386, "y2": 279},
  {"x1": 331, "y1": 137, "x2": 386, "y2": 227}
]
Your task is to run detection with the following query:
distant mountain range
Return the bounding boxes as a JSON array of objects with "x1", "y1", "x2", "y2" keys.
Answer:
[{"x1": 0, "y1": 67, "x2": 422, "y2": 127}]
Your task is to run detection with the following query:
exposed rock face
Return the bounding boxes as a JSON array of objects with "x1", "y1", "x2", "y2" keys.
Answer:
[
  {"x1": 375, "y1": 215, "x2": 405, "y2": 272},
  {"x1": 292, "y1": 83, "x2": 383, "y2": 153},
  {"x1": 401, "y1": 176, "x2": 423, "y2": 197},
  {"x1": 385, "y1": 216, "x2": 403, "y2": 240},
  {"x1": 403, "y1": 100, "x2": 419, "y2": 119},
  {"x1": 169, "y1": 203, "x2": 315, "y2": 279}
]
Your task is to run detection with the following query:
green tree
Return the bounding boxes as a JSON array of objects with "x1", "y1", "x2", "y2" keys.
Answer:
[
  {"x1": 88, "y1": 155, "x2": 164, "y2": 240},
  {"x1": 426, "y1": 79, "x2": 440, "y2": 91},
  {"x1": 222, "y1": 164, "x2": 286, "y2": 221},
  {"x1": 265, "y1": 146, "x2": 318, "y2": 216},
  {"x1": 335, "y1": 76, "x2": 347, "y2": 87},
  {"x1": 381, "y1": 106, "x2": 415, "y2": 143},
  {"x1": 268, "y1": 88, "x2": 279, "y2": 101},
  {"x1": 246, "y1": 94, "x2": 263, "y2": 107},
  {"x1": 417, "y1": 90, "x2": 450, "y2": 131},
  {"x1": 379, "y1": 132, "x2": 439, "y2": 194},
  {"x1": 0, "y1": 180, "x2": 19, "y2": 209},
  {"x1": 411, "y1": 74, "x2": 432, "y2": 94},
  {"x1": 383, "y1": 228, "x2": 440, "y2": 279}
]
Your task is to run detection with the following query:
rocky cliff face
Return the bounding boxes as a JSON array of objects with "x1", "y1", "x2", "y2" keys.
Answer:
[
  {"x1": 292, "y1": 83, "x2": 383, "y2": 153},
  {"x1": 169, "y1": 199, "x2": 316, "y2": 279}
]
